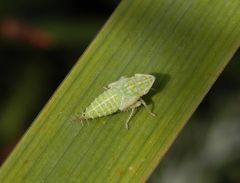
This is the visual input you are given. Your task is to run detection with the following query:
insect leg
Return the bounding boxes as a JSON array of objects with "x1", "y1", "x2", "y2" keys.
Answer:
[
  {"x1": 125, "y1": 108, "x2": 136, "y2": 129},
  {"x1": 124, "y1": 101, "x2": 141, "y2": 129},
  {"x1": 86, "y1": 118, "x2": 90, "y2": 126},
  {"x1": 140, "y1": 98, "x2": 156, "y2": 116},
  {"x1": 70, "y1": 112, "x2": 82, "y2": 124}
]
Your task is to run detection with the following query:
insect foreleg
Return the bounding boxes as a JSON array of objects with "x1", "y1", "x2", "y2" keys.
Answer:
[{"x1": 140, "y1": 98, "x2": 156, "y2": 116}]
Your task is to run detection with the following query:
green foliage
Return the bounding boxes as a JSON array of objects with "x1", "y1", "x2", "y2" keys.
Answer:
[{"x1": 0, "y1": 0, "x2": 240, "y2": 182}]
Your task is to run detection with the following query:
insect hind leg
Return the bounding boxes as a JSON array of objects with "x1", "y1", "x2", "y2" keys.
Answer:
[
  {"x1": 70, "y1": 112, "x2": 80, "y2": 123},
  {"x1": 124, "y1": 101, "x2": 141, "y2": 129},
  {"x1": 125, "y1": 108, "x2": 136, "y2": 129},
  {"x1": 70, "y1": 112, "x2": 89, "y2": 127},
  {"x1": 79, "y1": 113, "x2": 90, "y2": 127}
]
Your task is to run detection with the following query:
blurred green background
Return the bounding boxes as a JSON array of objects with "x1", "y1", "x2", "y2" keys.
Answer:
[{"x1": 0, "y1": 0, "x2": 239, "y2": 182}]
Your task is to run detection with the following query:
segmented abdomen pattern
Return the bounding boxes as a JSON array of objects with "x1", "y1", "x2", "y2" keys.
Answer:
[{"x1": 84, "y1": 89, "x2": 122, "y2": 119}]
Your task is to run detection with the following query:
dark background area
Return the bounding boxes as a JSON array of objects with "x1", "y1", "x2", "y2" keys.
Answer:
[
  {"x1": 0, "y1": 0, "x2": 119, "y2": 163},
  {"x1": 0, "y1": 0, "x2": 239, "y2": 182}
]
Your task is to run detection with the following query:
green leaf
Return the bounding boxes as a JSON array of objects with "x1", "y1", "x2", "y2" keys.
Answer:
[{"x1": 1, "y1": 0, "x2": 240, "y2": 182}]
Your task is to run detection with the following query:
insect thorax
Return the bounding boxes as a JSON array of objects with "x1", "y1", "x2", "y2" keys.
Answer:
[{"x1": 121, "y1": 76, "x2": 153, "y2": 96}]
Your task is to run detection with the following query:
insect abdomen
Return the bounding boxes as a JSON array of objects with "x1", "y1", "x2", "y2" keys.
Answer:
[{"x1": 84, "y1": 89, "x2": 121, "y2": 119}]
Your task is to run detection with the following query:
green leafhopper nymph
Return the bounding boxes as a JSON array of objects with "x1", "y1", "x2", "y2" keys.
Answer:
[{"x1": 79, "y1": 73, "x2": 156, "y2": 129}]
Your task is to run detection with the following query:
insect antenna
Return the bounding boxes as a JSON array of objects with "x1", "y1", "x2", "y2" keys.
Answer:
[{"x1": 150, "y1": 88, "x2": 156, "y2": 91}]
